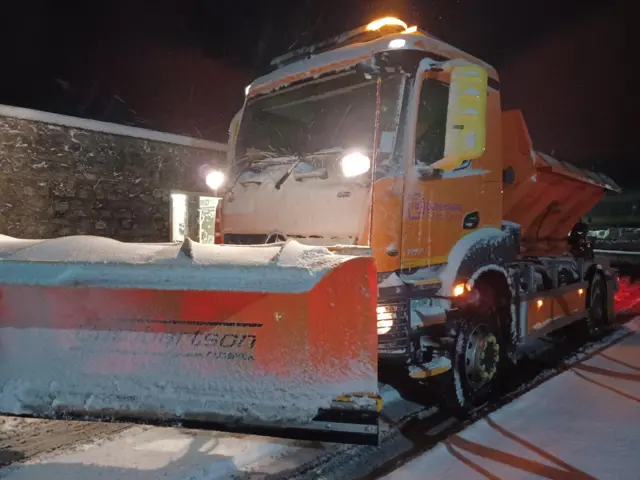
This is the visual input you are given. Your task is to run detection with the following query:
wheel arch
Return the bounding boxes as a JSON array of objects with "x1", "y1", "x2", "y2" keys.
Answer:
[
  {"x1": 585, "y1": 263, "x2": 616, "y2": 301},
  {"x1": 439, "y1": 223, "x2": 520, "y2": 292},
  {"x1": 438, "y1": 223, "x2": 519, "y2": 345},
  {"x1": 467, "y1": 266, "x2": 518, "y2": 350}
]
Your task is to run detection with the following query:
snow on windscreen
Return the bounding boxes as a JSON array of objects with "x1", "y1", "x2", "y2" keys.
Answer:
[
  {"x1": 0, "y1": 235, "x2": 347, "y2": 293},
  {"x1": 233, "y1": 71, "x2": 404, "y2": 181},
  {"x1": 224, "y1": 72, "x2": 405, "y2": 245},
  {"x1": 235, "y1": 70, "x2": 380, "y2": 176}
]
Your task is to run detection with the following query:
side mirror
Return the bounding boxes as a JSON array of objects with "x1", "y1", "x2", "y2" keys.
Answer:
[{"x1": 431, "y1": 65, "x2": 488, "y2": 171}]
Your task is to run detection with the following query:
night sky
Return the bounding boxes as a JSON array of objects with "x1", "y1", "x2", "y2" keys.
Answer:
[{"x1": 1, "y1": 0, "x2": 634, "y2": 185}]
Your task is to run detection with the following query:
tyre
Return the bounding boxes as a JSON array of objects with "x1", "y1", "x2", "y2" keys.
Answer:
[
  {"x1": 433, "y1": 314, "x2": 507, "y2": 415},
  {"x1": 563, "y1": 271, "x2": 610, "y2": 343},
  {"x1": 585, "y1": 272, "x2": 610, "y2": 338}
]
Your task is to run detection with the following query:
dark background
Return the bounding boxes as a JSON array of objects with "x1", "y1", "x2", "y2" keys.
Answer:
[{"x1": 0, "y1": 0, "x2": 634, "y2": 185}]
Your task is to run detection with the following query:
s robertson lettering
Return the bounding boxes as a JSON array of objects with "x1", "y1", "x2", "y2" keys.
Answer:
[
  {"x1": 72, "y1": 328, "x2": 258, "y2": 360},
  {"x1": 190, "y1": 331, "x2": 257, "y2": 350},
  {"x1": 75, "y1": 331, "x2": 257, "y2": 349}
]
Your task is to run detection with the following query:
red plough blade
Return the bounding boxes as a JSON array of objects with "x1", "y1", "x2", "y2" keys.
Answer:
[{"x1": 0, "y1": 236, "x2": 379, "y2": 445}]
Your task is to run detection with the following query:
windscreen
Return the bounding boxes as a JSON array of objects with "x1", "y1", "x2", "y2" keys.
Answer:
[{"x1": 234, "y1": 70, "x2": 404, "y2": 178}]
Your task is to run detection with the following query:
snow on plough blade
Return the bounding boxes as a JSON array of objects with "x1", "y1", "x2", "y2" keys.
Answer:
[{"x1": 0, "y1": 235, "x2": 379, "y2": 445}]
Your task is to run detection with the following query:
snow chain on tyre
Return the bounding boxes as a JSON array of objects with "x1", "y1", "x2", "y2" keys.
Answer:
[{"x1": 433, "y1": 313, "x2": 508, "y2": 416}]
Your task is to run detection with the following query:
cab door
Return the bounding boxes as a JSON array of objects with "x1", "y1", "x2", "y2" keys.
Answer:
[{"x1": 400, "y1": 64, "x2": 490, "y2": 283}]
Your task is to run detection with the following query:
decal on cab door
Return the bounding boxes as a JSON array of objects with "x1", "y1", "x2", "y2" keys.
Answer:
[{"x1": 407, "y1": 193, "x2": 463, "y2": 221}]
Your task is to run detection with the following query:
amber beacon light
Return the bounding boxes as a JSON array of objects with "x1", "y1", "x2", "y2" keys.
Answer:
[{"x1": 366, "y1": 17, "x2": 408, "y2": 31}]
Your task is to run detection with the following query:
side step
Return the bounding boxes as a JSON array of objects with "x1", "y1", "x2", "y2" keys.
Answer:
[{"x1": 409, "y1": 357, "x2": 452, "y2": 379}]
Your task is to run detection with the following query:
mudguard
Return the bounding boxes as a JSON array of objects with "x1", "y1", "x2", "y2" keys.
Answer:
[{"x1": 0, "y1": 235, "x2": 379, "y2": 445}]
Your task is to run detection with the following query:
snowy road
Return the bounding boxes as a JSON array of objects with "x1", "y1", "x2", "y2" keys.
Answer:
[
  {"x1": 0, "y1": 384, "x2": 427, "y2": 480},
  {"x1": 1, "y1": 319, "x2": 637, "y2": 479},
  {"x1": 384, "y1": 317, "x2": 640, "y2": 480}
]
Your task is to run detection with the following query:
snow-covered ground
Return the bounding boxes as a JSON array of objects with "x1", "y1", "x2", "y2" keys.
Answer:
[
  {"x1": 2, "y1": 425, "x2": 314, "y2": 479},
  {"x1": 385, "y1": 317, "x2": 640, "y2": 480},
  {"x1": 0, "y1": 384, "x2": 422, "y2": 480}
]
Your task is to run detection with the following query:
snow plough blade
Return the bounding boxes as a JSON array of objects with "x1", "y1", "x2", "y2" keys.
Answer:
[{"x1": 0, "y1": 235, "x2": 379, "y2": 445}]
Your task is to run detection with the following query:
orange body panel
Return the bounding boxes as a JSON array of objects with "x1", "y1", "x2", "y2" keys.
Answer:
[
  {"x1": 398, "y1": 89, "x2": 503, "y2": 271},
  {"x1": 401, "y1": 175, "x2": 485, "y2": 268},
  {"x1": 361, "y1": 177, "x2": 403, "y2": 273},
  {"x1": 502, "y1": 110, "x2": 619, "y2": 255},
  {"x1": 526, "y1": 288, "x2": 586, "y2": 333}
]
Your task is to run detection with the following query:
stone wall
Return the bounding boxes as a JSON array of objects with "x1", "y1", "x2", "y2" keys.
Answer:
[{"x1": 0, "y1": 106, "x2": 227, "y2": 242}]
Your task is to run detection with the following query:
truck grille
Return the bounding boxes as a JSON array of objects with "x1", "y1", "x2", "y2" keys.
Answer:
[{"x1": 377, "y1": 301, "x2": 410, "y2": 357}]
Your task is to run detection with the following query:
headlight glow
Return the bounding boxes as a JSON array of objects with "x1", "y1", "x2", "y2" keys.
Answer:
[
  {"x1": 377, "y1": 306, "x2": 393, "y2": 335},
  {"x1": 341, "y1": 152, "x2": 371, "y2": 177},
  {"x1": 452, "y1": 282, "x2": 471, "y2": 297},
  {"x1": 205, "y1": 170, "x2": 226, "y2": 190}
]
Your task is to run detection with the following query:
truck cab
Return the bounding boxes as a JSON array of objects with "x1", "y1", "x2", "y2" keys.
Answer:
[{"x1": 222, "y1": 18, "x2": 498, "y2": 277}]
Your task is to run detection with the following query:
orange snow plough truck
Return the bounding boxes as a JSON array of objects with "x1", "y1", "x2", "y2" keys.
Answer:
[
  {"x1": 0, "y1": 238, "x2": 380, "y2": 444},
  {"x1": 220, "y1": 18, "x2": 621, "y2": 418},
  {"x1": 0, "y1": 17, "x2": 622, "y2": 448}
]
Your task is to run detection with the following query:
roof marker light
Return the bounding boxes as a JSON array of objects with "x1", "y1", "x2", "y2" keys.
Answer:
[
  {"x1": 402, "y1": 26, "x2": 418, "y2": 34},
  {"x1": 366, "y1": 17, "x2": 408, "y2": 32},
  {"x1": 388, "y1": 38, "x2": 406, "y2": 49}
]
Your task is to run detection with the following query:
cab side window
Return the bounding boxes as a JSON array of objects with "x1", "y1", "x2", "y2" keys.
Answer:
[{"x1": 414, "y1": 78, "x2": 450, "y2": 166}]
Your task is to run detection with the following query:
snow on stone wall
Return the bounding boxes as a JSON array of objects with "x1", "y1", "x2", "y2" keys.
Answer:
[{"x1": 0, "y1": 109, "x2": 227, "y2": 242}]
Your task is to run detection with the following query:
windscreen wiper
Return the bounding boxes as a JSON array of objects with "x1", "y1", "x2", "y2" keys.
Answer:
[
  {"x1": 274, "y1": 155, "x2": 304, "y2": 190},
  {"x1": 273, "y1": 148, "x2": 346, "y2": 189},
  {"x1": 231, "y1": 150, "x2": 293, "y2": 187}
]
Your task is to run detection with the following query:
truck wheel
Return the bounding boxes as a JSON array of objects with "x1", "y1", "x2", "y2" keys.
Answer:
[
  {"x1": 434, "y1": 315, "x2": 505, "y2": 415},
  {"x1": 586, "y1": 272, "x2": 610, "y2": 337}
]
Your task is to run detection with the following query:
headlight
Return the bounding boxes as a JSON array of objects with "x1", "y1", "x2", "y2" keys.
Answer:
[
  {"x1": 341, "y1": 152, "x2": 371, "y2": 177},
  {"x1": 205, "y1": 170, "x2": 226, "y2": 190},
  {"x1": 377, "y1": 305, "x2": 394, "y2": 335}
]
